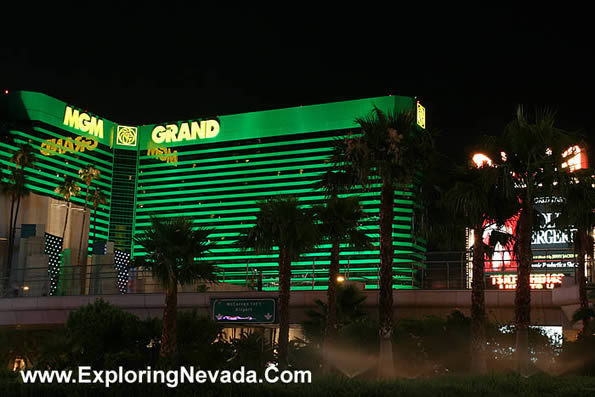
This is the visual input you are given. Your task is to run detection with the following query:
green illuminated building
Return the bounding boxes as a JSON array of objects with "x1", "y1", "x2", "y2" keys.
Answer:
[{"x1": 0, "y1": 91, "x2": 426, "y2": 291}]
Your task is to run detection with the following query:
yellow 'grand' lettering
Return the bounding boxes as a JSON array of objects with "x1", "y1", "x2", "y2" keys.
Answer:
[
  {"x1": 63, "y1": 106, "x2": 104, "y2": 138},
  {"x1": 205, "y1": 120, "x2": 219, "y2": 138},
  {"x1": 165, "y1": 124, "x2": 179, "y2": 143},
  {"x1": 191, "y1": 121, "x2": 205, "y2": 139},
  {"x1": 151, "y1": 119, "x2": 220, "y2": 144},
  {"x1": 40, "y1": 136, "x2": 98, "y2": 156},
  {"x1": 178, "y1": 123, "x2": 191, "y2": 141},
  {"x1": 152, "y1": 126, "x2": 167, "y2": 144}
]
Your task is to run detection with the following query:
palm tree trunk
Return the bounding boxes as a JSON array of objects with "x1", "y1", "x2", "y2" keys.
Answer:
[
  {"x1": 91, "y1": 206, "x2": 97, "y2": 249},
  {"x1": 77, "y1": 208, "x2": 88, "y2": 295},
  {"x1": 471, "y1": 225, "x2": 487, "y2": 374},
  {"x1": 160, "y1": 277, "x2": 178, "y2": 357},
  {"x1": 78, "y1": 190, "x2": 90, "y2": 295},
  {"x1": 323, "y1": 238, "x2": 340, "y2": 374},
  {"x1": 378, "y1": 181, "x2": 395, "y2": 378},
  {"x1": 576, "y1": 229, "x2": 589, "y2": 331},
  {"x1": 8, "y1": 195, "x2": 22, "y2": 282},
  {"x1": 515, "y1": 203, "x2": 532, "y2": 375},
  {"x1": 277, "y1": 247, "x2": 291, "y2": 368},
  {"x1": 3, "y1": 196, "x2": 16, "y2": 290},
  {"x1": 62, "y1": 201, "x2": 71, "y2": 240}
]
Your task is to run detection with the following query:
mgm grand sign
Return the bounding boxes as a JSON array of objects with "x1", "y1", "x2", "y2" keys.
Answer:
[{"x1": 151, "y1": 119, "x2": 220, "y2": 144}]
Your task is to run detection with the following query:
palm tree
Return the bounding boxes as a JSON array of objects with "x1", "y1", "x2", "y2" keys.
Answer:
[
  {"x1": 312, "y1": 196, "x2": 372, "y2": 372},
  {"x1": 77, "y1": 165, "x2": 101, "y2": 294},
  {"x1": 1, "y1": 143, "x2": 35, "y2": 289},
  {"x1": 134, "y1": 217, "x2": 216, "y2": 358},
  {"x1": 54, "y1": 177, "x2": 81, "y2": 242},
  {"x1": 329, "y1": 106, "x2": 433, "y2": 376},
  {"x1": 492, "y1": 108, "x2": 576, "y2": 374},
  {"x1": 88, "y1": 188, "x2": 108, "y2": 250},
  {"x1": 238, "y1": 196, "x2": 319, "y2": 367},
  {"x1": 553, "y1": 168, "x2": 594, "y2": 332},
  {"x1": 12, "y1": 143, "x2": 36, "y2": 174},
  {"x1": 1, "y1": 173, "x2": 29, "y2": 289},
  {"x1": 443, "y1": 162, "x2": 516, "y2": 373}
]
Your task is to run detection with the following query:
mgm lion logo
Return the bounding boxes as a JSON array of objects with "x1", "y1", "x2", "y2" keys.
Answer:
[{"x1": 116, "y1": 125, "x2": 138, "y2": 147}]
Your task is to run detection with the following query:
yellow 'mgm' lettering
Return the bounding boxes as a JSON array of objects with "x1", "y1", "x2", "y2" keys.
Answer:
[
  {"x1": 151, "y1": 120, "x2": 219, "y2": 144},
  {"x1": 63, "y1": 106, "x2": 104, "y2": 138}
]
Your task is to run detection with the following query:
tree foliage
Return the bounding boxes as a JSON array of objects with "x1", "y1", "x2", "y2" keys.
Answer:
[
  {"x1": 134, "y1": 217, "x2": 216, "y2": 287},
  {"x1": 330, "y1": 107, "x2": 433, "y2": 189},
  {"x1": 238, "y1": 196, "x2": 319, "y2": 261}
]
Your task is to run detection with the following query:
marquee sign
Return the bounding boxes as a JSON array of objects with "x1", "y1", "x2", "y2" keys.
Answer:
[
  {"x1": 479, "y1": 199, "x2": 576, "y2": 272},
  {"x1": 489, "y1": 273, "x2": 564, "y2": 290}
]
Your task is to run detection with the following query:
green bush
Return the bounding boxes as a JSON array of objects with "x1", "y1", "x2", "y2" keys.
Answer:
[
  {"x1": 0, "y1": 328, "x2": 55, "y2": 371},
  {"x1": 558, "y1": 322, "x2": 595, "y2": 375},
  {"x1": 35, "y1": 298, "x2": 160, "y2": 370},
  {"x1": 302, "y1": 284, "x2": 367, "y2": 344},
  {"x1": 176, "y1": 309, "x2": 231, "y2": 369},
  {"x1": 226, "y1": 331, "x2": 274, "y2": 373}
]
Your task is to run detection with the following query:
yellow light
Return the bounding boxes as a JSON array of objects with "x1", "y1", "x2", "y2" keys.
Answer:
[
  {"x1": 23, "y1": 286, "x2": 30, "y2": 291},
  {"x1": 472, "y1": 153, "x2": 493, "y2": 168},
  {"x1": 337, "y1": 275, "x2": 345, "y2": 283},
  {"x1": 12, "y1": 357, "x2": 26, "y2": 371},
  {"x1": 416, "y1": 102, "x2": 426, "y2": 129}
]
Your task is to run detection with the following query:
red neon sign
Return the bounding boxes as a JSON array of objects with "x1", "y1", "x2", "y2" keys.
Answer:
[{"x1": 490, "y1": 273, "x2": 564, "y2": 290}]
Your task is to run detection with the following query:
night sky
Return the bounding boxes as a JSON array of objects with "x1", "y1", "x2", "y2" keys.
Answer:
[{"x1": 1, "y1": 8, "x2": 593, "y2": 162}]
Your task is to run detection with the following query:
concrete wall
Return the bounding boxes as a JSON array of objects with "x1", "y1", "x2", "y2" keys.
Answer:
[
  {"x1": 1, "y1": 192, "x2": 90, "y2": 276},
  {"x1": 0, "y1": 286, "x2": 581, "y2": 329}
]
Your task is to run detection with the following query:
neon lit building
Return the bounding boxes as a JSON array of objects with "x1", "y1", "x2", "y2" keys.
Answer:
[
  {"x1": 466, "y1": 149, "x2": 592, "y2": 290},
  {"x1": 0, "y1": 91, "x2": 426, "y2": 291}
]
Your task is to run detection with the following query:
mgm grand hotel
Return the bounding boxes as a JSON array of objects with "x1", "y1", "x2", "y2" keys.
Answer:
[{"x1": 0, "y1": 91, "x2": 426, "y2": 296}]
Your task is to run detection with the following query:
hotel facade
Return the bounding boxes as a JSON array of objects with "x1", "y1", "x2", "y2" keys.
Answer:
[{"x1": 0, "y1": 91, "x2": 426, "y2": 293}]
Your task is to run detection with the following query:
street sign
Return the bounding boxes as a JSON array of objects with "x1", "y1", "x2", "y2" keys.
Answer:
[{"x1": 212, "y1": 298, "x2": 277, "y2": 324}]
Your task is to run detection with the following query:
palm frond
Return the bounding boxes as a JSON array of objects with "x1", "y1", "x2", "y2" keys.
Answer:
[
  {"x1": 237, "y1": 196, "x2": 319, "y2": 261},
  {"x1": 133, "y1": 217, "x2": 216, "y2": 287}
]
